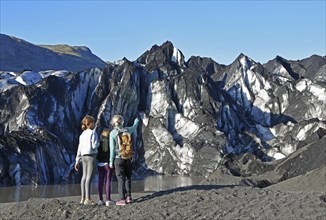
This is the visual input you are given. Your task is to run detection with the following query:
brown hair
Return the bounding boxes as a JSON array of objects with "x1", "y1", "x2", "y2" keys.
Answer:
[
  {"x1": 81, "y1": 115, "x2": 95, "y2": 131},
  {"x1": 101, "y1": 129, "x2": 110, "y2": 137},
  {"x1": 101, "y1": 129, "x2": 110, "y2": 152}
]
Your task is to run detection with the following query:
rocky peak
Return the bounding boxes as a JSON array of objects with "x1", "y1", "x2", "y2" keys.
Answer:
[
  {"x1": 226, "y1": 53, "x2": 254, "y2": 72},
  {"x1": 161, "y1": 40, "x2": 174, "y2": 50},
  {"x1": 136, "y1": 41, "x2": 186, "y2": 76},
  {"x1": 187, "y1": 56, "x2": 225, "y2": 76},
  {"x1": 297, "y1": 55, "x2": 326, "y2": 81},
  {"x1": 219, "y1": 53, "x2": 260, "y2": 89},
  {"x1": 264, "y1": 55, "x2": 300, "y2": 81}
]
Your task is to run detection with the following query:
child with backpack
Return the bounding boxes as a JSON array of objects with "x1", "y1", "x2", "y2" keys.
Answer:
[
  {"x1": 97, "y1": 129, "x2": 115, "y2": 206},
  {"x1": 109, "y1": 115, "x2": 140, "y2": 206},
  {"x1": 74, "y1": 115, "x2": 99, "y2": 205}
]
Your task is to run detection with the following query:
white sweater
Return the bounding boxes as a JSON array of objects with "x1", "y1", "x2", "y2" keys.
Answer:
[{"x1": 75, "y1": 129, "x2": 99, "y2": 164}]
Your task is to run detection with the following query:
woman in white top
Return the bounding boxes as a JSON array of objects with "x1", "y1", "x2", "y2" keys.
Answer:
[{"x1": 75, "y1": 115, "x2": 99, "y2": 205}]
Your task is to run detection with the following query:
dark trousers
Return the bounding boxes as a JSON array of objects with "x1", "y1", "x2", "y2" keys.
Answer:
[
  {"x1": 114, "y1": 158, "x2": 132, "y2": 200},
  {"x1": 97, "y1": 164, "x2": 113, "y2": 201}
]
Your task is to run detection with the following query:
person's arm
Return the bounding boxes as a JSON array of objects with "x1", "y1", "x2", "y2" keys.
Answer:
[
  {"x1": 109, "y1": 132, "x2": 115, "y2": 168},
  {"x1": 127, "y1": 118, "x2": 140, "y2": 134},
  {"x1": 91, "y1": 131, "x2": 100, "y2": 149},
  {"x1": 75, "y1": 137, "x2": 81, "y2": 164},
  {"x1": 75, "y1": 137, "x2": 82, "y2": 171}
]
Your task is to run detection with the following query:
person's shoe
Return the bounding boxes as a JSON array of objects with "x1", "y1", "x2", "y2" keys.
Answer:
[
  {"x1": 106, "y1": 200, "x2": 115, "y2": 206},
  {"x1": 98, "y1": 200, "x2": 104, "y2": 206},
  {"x1": 84, "y1": 199, "x2": 96, "y2": 205},
  {"x1": 80, "y1": 198, "x2": 85, "y2": 204},
  {"x1": 126, "y1": 196, "x2": 133, "y2": 204},
  {"x1": 116, "y1": 199, "x2": 126, "y2": 206}
]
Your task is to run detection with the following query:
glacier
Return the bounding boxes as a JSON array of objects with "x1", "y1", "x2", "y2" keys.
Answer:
[{"x1": 0, "y1": 41, "x2": 325, "y2": 186}]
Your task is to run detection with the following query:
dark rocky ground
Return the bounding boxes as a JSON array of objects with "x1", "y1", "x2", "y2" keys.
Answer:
[
  {"x1": 0, "y1": 180, "x2": 325, "y2": 220},
  {"x1": 1, "y1": 154, "x2": 325, "y2": 220}
]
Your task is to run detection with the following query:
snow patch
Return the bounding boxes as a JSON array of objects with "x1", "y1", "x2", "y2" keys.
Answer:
[
  {"x1": 51, "y1": 70, "x2": 70, "y2": 78},
  {"x1": 295, "y1": 79, "x2": 309, "y2": 92},
  {"x1": 279, "y1": 66, "x2": 288, "y2": 75},
  {"x1": 296, "y1": 123, "x2": 315, "y2": 141},
  {"x1": 309, "y1": 84, "x2": 326, "y2": 102},
  {"x1": 175, "y1": 143, "x2": 195, "y2": 172},
  {"x1": 240, "y1": 56, "x2": 248, "y2": 69},
  {"x1": 280, "y1": 93, "x2": 289, "y2": 113},
  {"x1": 267, "y1": 148, "x2": 286, "y2": 160},
  {"x1": 139, "y1": 112, "x2": 149, "y2": 127},
  {"x1": 255, "y1": 124, "x2": 274, "y2": 141},
  {"x1": 114, "y1": 59, "x2": 125, "y2": 65},
  {"x1": 0, "y1": 71, "x2": 16, "y2": 79},
  {"x1": 171, "y1": 47, "x2": 184, "y2": 67},
  {"x1": 174, "y1": 114, "x2": 200, "y2": 139},
  {"x1": 152, "y1": 125, "x2": 174, "y2": 147},
  {"x1": 280, "y1": 143, "x2": 296, "y2": 156},
  {"x1": 15, "y1": 71, "x2": 43, "y2": 86},
  {"x1": 148, "y1": 80, "x2": 171, "y2": 117},
  {"x1": 183, "y1": 97, "x2": 198, "y2": 119}
]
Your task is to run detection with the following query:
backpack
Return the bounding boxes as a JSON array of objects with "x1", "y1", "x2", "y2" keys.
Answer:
[{"x1": 116, "y1": 129, "x2": 133, "y2": 159}]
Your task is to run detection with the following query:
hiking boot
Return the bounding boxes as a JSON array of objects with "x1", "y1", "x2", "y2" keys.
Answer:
[
  {"x1": 106, "y1": 200, "x2": 115, "y2": 206},
  {"x1": 80, "y1": 198, "x2": 85, "y2": 204},
  {"x1": 98, "y1": 200, "x2": 104, "y2": 206},
  {"x1": 126, "y1": 196, "x2": 133, "y2": 204},
  {"x1": 84, "y1": 199, "x2": 96, "y2": 205},
  {"x1": 116, "y1": 199, "x2": 126, "y2": 206}
]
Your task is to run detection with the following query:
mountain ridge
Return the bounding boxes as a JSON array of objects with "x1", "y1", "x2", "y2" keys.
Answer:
[
  {"x1": 2, "y1": 33, "x2": 325, "y2": 74},
  {"x1": 0, "y1": 33, "x2": 107, "y2": 72},
  {"x1": 0, "y1": 35, "x2": 325, "y2": 187}
]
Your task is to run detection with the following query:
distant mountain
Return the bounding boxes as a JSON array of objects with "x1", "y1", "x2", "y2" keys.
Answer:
[{"x1": 0, "y1": 34, "x2": 107, "y2": 72}]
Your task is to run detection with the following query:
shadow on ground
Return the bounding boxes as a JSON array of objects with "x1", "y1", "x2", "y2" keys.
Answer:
[{"x1": 134, "y1": 184, "x2": 237, "y2": 203}]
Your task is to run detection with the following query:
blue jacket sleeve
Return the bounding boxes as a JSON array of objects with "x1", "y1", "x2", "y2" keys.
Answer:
[
  {"x1": 127, "y1": 118, "x2": 140, "y2": 134},
  {"x1": 109, "y1": 132, "x2": 115, "y2": 167}
]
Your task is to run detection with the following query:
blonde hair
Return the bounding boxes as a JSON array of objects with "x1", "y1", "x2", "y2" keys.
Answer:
[
  {"x1": 111, "y1": 115, "x2": 124, "y2": 127},
  {"x1": 81, "y1": 115, "x2": 95, "y2": 130}
]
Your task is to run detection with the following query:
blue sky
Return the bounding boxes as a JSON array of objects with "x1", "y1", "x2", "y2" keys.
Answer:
[{"x1": 1, "y1": 0, "x2": 325, "y2": 65}]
